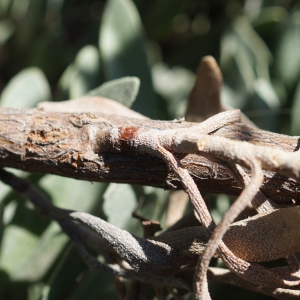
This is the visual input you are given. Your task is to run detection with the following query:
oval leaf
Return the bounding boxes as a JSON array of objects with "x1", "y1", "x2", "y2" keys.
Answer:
[
  {"x1": 225, "y1": 206, "x2": 300, "y2": 262},
  {"x1": 0, "y1": 67, "x2": 51, "y2": 108},
  {"x1": 103, "y1": 183, "x2": 136, "y2": 229},
  {"x1": 100, "y1": 0, "x2": 156, "y2": 117},
  {"x1": 88, "y1": 76, "x2": 140, "y2": 108}
]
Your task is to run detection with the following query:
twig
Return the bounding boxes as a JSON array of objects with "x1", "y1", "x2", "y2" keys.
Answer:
[
  {"x1": 194, "y1": 159, "x2": 263, "y2": 299},
  {"x1": 195, "y1": 134, "x2": 300, "y2": 182},
  {"x1": 154, "y1": 144, "x2": 214, "y2": 230},
  {"x1": 0, "y1": 168, "x2": 193, "y2": 275}
]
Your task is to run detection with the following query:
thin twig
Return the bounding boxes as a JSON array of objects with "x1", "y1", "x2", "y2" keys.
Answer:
[
  {"x1": 194, "y1": 159, "x2": 263, "y2": 299},
  {"x1": 154, "y1": 144, "x2": 214, "y2": 230}
]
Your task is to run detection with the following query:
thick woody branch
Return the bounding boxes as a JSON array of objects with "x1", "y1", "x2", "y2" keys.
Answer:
[{"x1": 0, "y1": 108, "x2": 299, "y2": 204}]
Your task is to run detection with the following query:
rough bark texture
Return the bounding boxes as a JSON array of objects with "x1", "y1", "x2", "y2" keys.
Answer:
[{"x1": 0, "y1": 108, "x2": 299, "y2": 205}]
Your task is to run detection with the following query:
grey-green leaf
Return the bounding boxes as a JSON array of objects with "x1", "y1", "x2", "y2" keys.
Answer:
[
  {"x1": 103, "y1": 183, "x2": 137, "y2": 229},
  {"x1": 58, "y1": 45, "x2": 101, "y2": 100},
  {"x1": 88, "y1": 76, "x2": 140, "y2": 108},
  {"x1": 70, "y1": 45, "x2": 101, "y2": 99},
  {"x1": 99, "y1": 0, "x2": 157, "y2": 117},
  {"x1": 0, "y1": 67, "x2": 51, "y2": 108},
  {"x1": 0, "y1": 175, "x2": 106, "y2": 282}
]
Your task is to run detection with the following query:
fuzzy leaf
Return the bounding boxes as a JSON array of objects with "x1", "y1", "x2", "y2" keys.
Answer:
[
  {"x1": 225, "y1": 206, "x2": 300, "y2": 262},
  {"x1": 89, "y1": 77, "x2": 140, "y2": 108}
]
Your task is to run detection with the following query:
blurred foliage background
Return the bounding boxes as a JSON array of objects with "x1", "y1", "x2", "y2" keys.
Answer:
[{"x1": 0, "y1": 0, "x2": 300, "y2": 299}]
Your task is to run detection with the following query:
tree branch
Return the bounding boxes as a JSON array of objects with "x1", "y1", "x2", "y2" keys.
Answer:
[{"x1": 0, "y1": 107, "x2": 299, "y2": 204}]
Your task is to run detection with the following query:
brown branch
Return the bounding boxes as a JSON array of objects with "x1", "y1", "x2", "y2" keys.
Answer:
[
  {"x1": 194, "y1": 159, "x2": 264, "y2": 299},
  {"x1": 0, "y1": 107, "x2": 299, "y2": 204}
]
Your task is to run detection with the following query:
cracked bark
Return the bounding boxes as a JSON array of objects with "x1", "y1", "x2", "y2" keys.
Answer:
[{"x1": 0, "y1": 107, "x2": 299, "y2": 205}]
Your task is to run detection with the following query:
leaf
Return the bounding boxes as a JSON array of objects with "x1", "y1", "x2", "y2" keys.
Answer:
[
  {"x1": 220, "y1": 28, "x2": 255, "y2": 105},
  {"x1": 37, "y1": 244, "x2": 87, "y2": 300},
  {"x1": 28, "y1": 282, "x2": 46, "y2": 300},
  {"x1": 0, "y1": 175, "x2": 107, "y2": 283},
  {"x1": 0, "y1": 180, "x2": 14, "y2": 206},
  {"x1": 70, "y1": 45, "x2": 101, "y2": 99},
  {"x1": 103, "y1": 183, "x2": 137, "y2": 230},
  {"x1": 1, "y1": 199, "x2": 18, "y2": 224},
  {"x1": 99, "y1": 0, "x2": 157, "y2": 117},
  {"x1": 135, "y1": 185, "x2": 169, "y2": 227},
  {"x1": 211, "y1": 195, "x2": 231, "y2": 224},
  {"x1": 248, "y1": 78, "x2": 280, "y2": 131},
  {"x1": 7, "y1": 222, "x2": 69, "y2": 281},
  {"x1": 57, "y1": 64, "x2": 78, "y2": 101},
  {"x1": 253, "y1": 78, "x2": 280, "y2": 108},
  {"x1": 221, "y1": 16, "x2": 273, "y2": 109},
  {"x1": 0, "y1": 225, "x2": 39, "y2": 276},
  {"x1": 225, "y1": 206, "x2": 300, "y2": 262},
  {"x1": 152, "y1": 63, "x2": 195, "y2": 118},
  {"x1": 0, "y1": 67, "x2": 51, "y2": 108},
  {"x1": 232, "y1": 16, "x2": 272, "y2": 78},
  {"x1": 88, "y1": 76, "x2": 140, "y2": 108},
  {"x1": 141, "y1": 0, "x2": 187, "y2": 40},
  {"x1": 58, "y1": 45, "x2": 101, "y2": 100},
  {"x1": 221, "y1": 84, "x2": 240, "y2": 108},
  {"x1": 39, "y1": 175, "x2": 107, "y2": 213}
]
